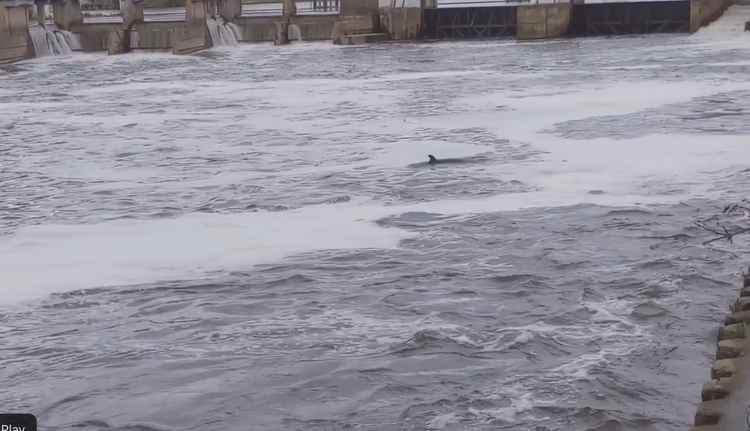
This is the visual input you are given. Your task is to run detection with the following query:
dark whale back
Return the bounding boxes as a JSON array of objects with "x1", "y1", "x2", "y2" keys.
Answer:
[
  {"x1": 409, "y1": 154, "x2": 487, "y2": 168},
  {"x1": 427, "y1": 154, "x2": 472, "y2": 165}
]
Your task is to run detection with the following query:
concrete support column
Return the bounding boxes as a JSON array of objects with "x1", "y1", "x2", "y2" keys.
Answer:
[
  {"x1": 108, "y1": 0, "x2": 142, "y2": 54},
  {"x1": 34, "y1": 2, "x2": 45, "y2": 23},
  {"x1": 52, "y1": 0, "x2": 82, "y2": 30},
  {"x1": 185, "y1": 0, "x2": 207, "y2": 22},
  {"x1": 173, "y1": 0, "x2": 210, "y2": 54},
  {"x1": 274, "y1": 19, "x2": 289, "y2": 44},
  {"x1": 218, "y1": 0, "x2": 239, "y2": 21},
  {"x1": 282, "y1": 0, "x2": 296, "y2": 17},
  {"x1": 0, "y1": 2, "x2": 34, "y2": 63},
  {"x1": 120, "y1": 0, "x2": 143, "y2": 29}
]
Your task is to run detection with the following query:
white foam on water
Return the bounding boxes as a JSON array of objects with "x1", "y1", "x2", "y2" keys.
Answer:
[
  {"x1": 4, "y1": 128, "x2": 746, "y2": 305},
  {"x1": 426, "y1": 413, "x2": 458, "y2": 430},
  {"x1": 468, "y1": 392, "x2": 538, "y2": 424},
  {"x1": 0, "y1": 201, "x2": 413, "y2": 305}
]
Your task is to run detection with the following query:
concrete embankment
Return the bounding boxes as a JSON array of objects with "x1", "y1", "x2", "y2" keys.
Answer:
[{"x1": 692, "y1": 270, "x2": 750, "y2": 430}]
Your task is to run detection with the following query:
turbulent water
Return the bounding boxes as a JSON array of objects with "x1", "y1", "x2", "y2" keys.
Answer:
[
  {"x1": 28, "y1": 24, "x2": 81, "y2": 57},
  {"x1": 3, "y1": 9, "x2": 750, "y2": 431},
  {"x1": 206, "y1": 18, "x2": 241, "y2": 46}
]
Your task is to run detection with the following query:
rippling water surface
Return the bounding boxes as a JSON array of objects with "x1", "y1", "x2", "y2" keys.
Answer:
[{"x1": 3, "y1": 12, "x2": 750, "y2": 430}]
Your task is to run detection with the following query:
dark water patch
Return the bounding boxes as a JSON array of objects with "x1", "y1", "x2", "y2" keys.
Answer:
[
  {"x1": 631, "y1": 301, "x2": 670, "y2": 320},
  {"x1": 547, "y1": 90, "x2": 750, "y2": 139}
]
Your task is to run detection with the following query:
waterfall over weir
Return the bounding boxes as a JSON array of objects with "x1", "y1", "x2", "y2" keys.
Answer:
[
  {"x1": 28, "y1": 24, "x2": 81, "y2": 57},
  {"x1": 206, "y1": 18, "x2": 241, "y2": 46}
]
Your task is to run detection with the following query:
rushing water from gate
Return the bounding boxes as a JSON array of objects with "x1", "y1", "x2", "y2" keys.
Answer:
[
  {"x1": 206, "y1": 17, "x2": 241, "y2": 46},
  {"x1": 28, "y1": 24, "x2": 81, "y2": 57}
]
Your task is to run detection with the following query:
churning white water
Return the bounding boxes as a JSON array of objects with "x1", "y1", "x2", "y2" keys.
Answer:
[
  {"x1": 206, "y1": 17, "x2": 241, "y2": 46},
  {"x1": 28, "y1": 24, "x2": 80, "y2": 57}
]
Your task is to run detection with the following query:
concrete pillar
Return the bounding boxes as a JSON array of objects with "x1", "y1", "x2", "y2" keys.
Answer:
[
  {"x1": 52, "y1": 0, "x2": 82, "y2": 30},
  {"x1": 34, "y1": 2, "x2": 45, "y2": 23},
  {"x1": 282, "y1": 0, "x2": 296, "y2": 17},
  {"x1": 120, "y1": 0, "x2": 143, "y2": 29},
  {"x1": 173, "y1": 0, "x2": 209, "y2": 54},
  {"x1": 218, "y1": 0, "x2": 239, "y2": 21},
  {"x1": 274, "y1": 19, "x2": 289, "y2": 44},
  {"x1": 0, "y1": 2, "x2": 34, "y2": 63},
  {"x1": 185, "y1": 0, "x2": 207, "y2": 22},
  {"x1": 107, "y1": 28, "x2": 128, "y2": 53},
  {"x1": 517, "y1": 3, "x2": 570, "y2": 40},
  {"x1": 205, "y1": 0, "x2": 217, "y2": 16}
]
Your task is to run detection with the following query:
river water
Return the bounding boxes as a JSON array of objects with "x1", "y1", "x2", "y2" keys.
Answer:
[{"x1": 3, "y1": 9, "x2": 750, "y2": 430}]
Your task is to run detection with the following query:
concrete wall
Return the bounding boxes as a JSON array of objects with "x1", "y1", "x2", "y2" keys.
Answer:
[
  {"x1": 0, "y1": 4, "x2": 32, "y2": 64},
  {"x1": 218, "y1": 0, "x2": 241, "y2": 21},
  {"x1": 379, "y1": 6, "x2": 421, "y2": 39},
  {"x1": 690, "y1": 0, "x2": 731, "y2": 31},
  {"x1": 71, "y1": 22, "x2": 119, "y2": 50},
  {"x1": 234, "y1": 16, "x2": 276, "y2": 40},
  {"x1": 53, "y1": 0, "x2": 83, "y2": 30},
  {"x1": 172, "y1": 22, "x2": 208, "y2": 53},
  {"x1": 295, "y1": 15, "x2": 338, "y2": 39},
  {"x1": 517, "y1": 3, "x2": 570, "y2": 40},
  {"x1": 131, "y1": 21, "x2": 181, "y2": 49},
  {"x1": 331, "y1": 13, "x2": 377, "y2": 41},
  {"x1": 341, "y1": 0, "x2": 378, "y2": 16}
]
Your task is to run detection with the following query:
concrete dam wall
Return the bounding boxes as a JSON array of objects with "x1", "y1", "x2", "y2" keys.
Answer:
[{"x1": 0, "y1": 0, "x2": 736, "y2": 64}]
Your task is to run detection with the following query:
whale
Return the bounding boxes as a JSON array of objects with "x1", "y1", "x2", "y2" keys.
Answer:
[
  {"x1": 427, "y1": 154, "x2": 478, "y2": 165},
  {"x1": 408, "y1": 154, "x2": 489, "y2": 168}
]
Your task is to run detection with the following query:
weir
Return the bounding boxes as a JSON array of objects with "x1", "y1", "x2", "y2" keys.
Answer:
[{"x1": 0, "y1": 0, "x2": 736, "y2": 63}]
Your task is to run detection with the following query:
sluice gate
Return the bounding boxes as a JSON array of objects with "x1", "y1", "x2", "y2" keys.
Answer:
[
  {"x1": 570, "y1": 1, "x2": 690, "y2": 36},
  {"x1": 423, "y1": 6, "x2": 516, "y2": 39},
  {"x1": 421, "y1": 0, "x2": 695, "y2": 39}
]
